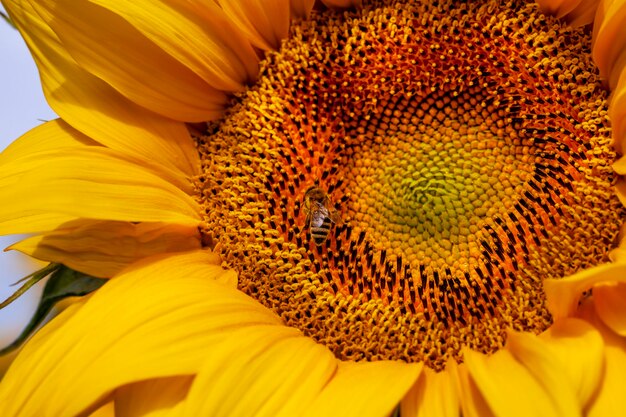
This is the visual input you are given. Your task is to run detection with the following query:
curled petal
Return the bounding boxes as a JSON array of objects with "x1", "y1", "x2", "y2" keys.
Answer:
[
  {"x1": 593, "y1": 282, "x2": 626, "y2": 336},
  {"x1": 544, "y1": 262, "x2": 626, "y2": 319}
]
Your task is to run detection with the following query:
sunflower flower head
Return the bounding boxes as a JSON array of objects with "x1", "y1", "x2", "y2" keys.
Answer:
[
  {"x1": 197, "y1": 0, "x2": 623, "y2": 370},
  {"x1": 1, "y1": 0, "x2": 626, "y2": 415}
]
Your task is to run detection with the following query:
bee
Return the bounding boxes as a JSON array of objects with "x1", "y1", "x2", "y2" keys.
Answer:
[{"x1": 303, "y1": 186, "x2": 340, "y2": 246}]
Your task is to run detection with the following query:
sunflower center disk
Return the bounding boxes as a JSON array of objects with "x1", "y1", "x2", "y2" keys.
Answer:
[{"x1": 196, "y1": 0, "x2": 625, "y2": 370}]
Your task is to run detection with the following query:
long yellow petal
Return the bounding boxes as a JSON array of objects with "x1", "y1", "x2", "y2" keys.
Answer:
[
  {"x1": 462, "y1": 349, "x2": 573, "y2": 417},
  {"x1": 0, "y1": 147, "x2": 200, "y2": 234},
  {"x1": 115, "y1": 376, "x2": 194, "y2": 417},
  {"x1": 29, "y1": 0, "x2": 229, "y2": 122},
  {"x1": 0, "y1": 121, "x2": 96, "y2": 231},
  {"x1": 401, "y1": 365, "x2": 460, "y2": 417},
  {"x1": 10, "y1": 220, "x2": 201, "y2": 278},
  {"x1": 171, "y1": 327, "x2": 335, "y2": 417},
  {"x1": 302, "y1": 361, "x2": 422, "y2": 417},
  {"x1": 3, "y1": 0, "x2": 202, "y2": 175},
  {"x1": 507, "y1": 319, "x2": 603, "y2": 413},
  {"x1": 544, "y1": 262, "x2": 626, "y2": 319},
  {"x1": 592, "y1": 0, "x2": 626, "y2": 82},
  {"x1": 0, "y1": 119, "x2": 193, "y2": 194},
  {"x1": 217, "y1": 0, "x2": 290, "y2": 51},
  {"x1": 0, "y1": 250, "x2": 281, "y2": 417},
  {"x1": 0, "y1": 119, "x2": 98, "y2": 165},
  {"x1": 90, "y1": 0, "x2": 259, "y2": 91}
]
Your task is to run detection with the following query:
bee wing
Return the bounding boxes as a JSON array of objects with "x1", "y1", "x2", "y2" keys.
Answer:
[{"x1": 329, "y1": 208, "x2": 341, "y2": 225}]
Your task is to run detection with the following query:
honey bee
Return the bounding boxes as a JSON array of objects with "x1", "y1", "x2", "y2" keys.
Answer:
[{"x1": 303, "y1": 186, "x2": 340, "y2": 245}]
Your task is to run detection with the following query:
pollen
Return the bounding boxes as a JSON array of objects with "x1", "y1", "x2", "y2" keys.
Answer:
[{"x1": 195, "y1": 0, "x2": 625, "y2": 370}]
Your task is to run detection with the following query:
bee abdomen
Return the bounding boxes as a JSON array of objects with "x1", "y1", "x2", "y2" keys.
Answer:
[{"x1": 311, "y1": 216, "x2": 332, "y2": 245}]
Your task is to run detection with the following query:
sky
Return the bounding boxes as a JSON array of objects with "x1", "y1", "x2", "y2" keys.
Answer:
[{"x1": 0, "y1": 4, "x2": 58, "y2": 345}]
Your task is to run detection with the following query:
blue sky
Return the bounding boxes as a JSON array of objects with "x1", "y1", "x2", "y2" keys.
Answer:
[{"x1": 0, "y1": 4, "x2": 58, "y2": 344}]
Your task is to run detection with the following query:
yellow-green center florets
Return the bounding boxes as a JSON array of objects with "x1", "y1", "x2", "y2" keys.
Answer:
[{"x1": 195, "y1": 0, "x2": 624, "y2": 370}]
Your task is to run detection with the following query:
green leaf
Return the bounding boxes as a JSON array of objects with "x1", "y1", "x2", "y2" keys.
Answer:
[
  {"x1": 0, "y1": 11, "x2": 16, "y2": 29},
  {"x1": 0, "y1": 265, "x2": 107, "y2": 355}
]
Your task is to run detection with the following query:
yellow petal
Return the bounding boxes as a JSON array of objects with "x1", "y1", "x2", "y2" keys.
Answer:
[
  {"x1": 290, "y1": 0, "x2": 315, "y2": 18},
  {"x1": 3, "y1": 0, "x2": 202, "y2": 174},
  {"x1": 536, "y1": 0, "x2": 585, "y2": 18},
  {"x1": 401, "y1": 364, "x2": 460, "y2": 417},
  {"x1": 0, "y1": 119, "x2": 98, "y2": 165},
  {"x1": 322, "y1": 0, "x2": 362, "y2": 7},
  {"x1": 115, "y1": 376, "x2": 194, "y2": 417},
  {"x1": 544, "y1": 262, "x2": 626, "y2": 319},
  {"x1": 507, "y1": 319, "x2": 604, "y2": 412},
  {"x1": 536, "y1": 0, "x2": 602, "y2": 27},
  {"x1": 1, "y1": 119, "x2": 194, "y2": 195},
  {"x1": 609, "y1": 59, "x2": 626, "y2": 152},
  {"x1": 217, "y1": 0, "x2": 290, "y2": 51},
  {"x1": 455, "y1": 361, "x2": 495, "y2": 417},
  {"x1": 302, "y1": 361, "x2": 422, "y2": 417},
  {"x1": 29, "y1": 0, "x2": 230, "y2": 122},
  {"x1": 565, "y1": 0, "x2": 602, "y2": 27},
  {"x1": 576, "y1": 300, "x2": 626, "y2": 417},
  {"x1": 462, "y1": 348, "x2": 573, "y2": 417},
  {"x1": 0, "y1": 147, "x2": 201, "y2": 234},
  {"x1": 0, "y1": 250, "x2": 280, "y2": 417},
  {"x1": 593, "y1": 282, "x2": 626, "y2": 336},
  {"x1": 172, "y1": 327, "x2": 335, "y2": 417},
  {"x1": 0, "y1": 121, "x2": 96, "y2": 231},
  {"x1": 90, "y1": 0, "x2": 259, "y2": 91},
  {"x1": 89, "y1": 401, "x2": 115, "y2": 417},
  {"x1": 539, "y1": 319, "x2": 605, "y2": 408},
  {"x1": 10, "y1": 220, "x2": 201, "y2": 278},
  {"x1": 592, "y1": 0, "x2": 626, "y2": 82}
]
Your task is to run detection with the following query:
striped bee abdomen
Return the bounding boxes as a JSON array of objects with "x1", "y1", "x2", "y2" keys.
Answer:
[{"x1": 310, "y1": 213, "x2": 332, "y2": 245}]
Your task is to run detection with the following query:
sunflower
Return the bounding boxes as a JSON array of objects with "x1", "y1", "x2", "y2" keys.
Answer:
[{"x1": 1, "y1": 0, "x2": 626, "y2": 415}]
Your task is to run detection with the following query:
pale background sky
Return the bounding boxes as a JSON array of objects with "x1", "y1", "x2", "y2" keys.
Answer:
[{"x1": 0, "y1": 4, "x2": 58, "y2": 345}]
